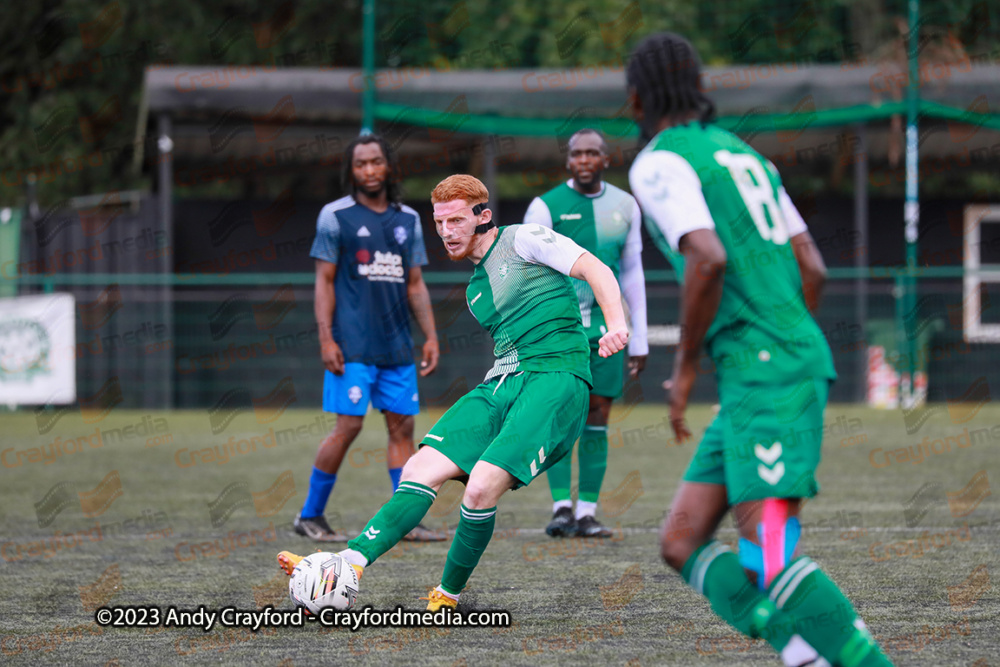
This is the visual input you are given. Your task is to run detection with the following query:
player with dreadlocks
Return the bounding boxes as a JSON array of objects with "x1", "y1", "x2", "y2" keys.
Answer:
[
  {"x1": 627, "y1": 33, "x2": 893, "y2": 667},
  {"x1": 292, "y1": 133, "x2": 446, "y2": 544}
]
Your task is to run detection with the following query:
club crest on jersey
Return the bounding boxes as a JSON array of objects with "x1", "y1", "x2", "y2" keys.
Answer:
[
  {"x1": 499, "y1": 263, "x2": 509, "y2": 278},
  {"x1": 394, "y1": 226, "x2": 408, "y2": 244},
  {"x1": 348, "y1": 386, "x2": 362, "y2": 404}
]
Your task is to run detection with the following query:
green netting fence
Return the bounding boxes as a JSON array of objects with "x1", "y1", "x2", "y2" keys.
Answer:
[{"x1": 373, "y1": 99, "x2": 1000, "y2": 138}]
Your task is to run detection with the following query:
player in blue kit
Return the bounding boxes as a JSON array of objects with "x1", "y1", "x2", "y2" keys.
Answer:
[{"x1": 294, "y1": 134, "x2": 445, "y2": 543}]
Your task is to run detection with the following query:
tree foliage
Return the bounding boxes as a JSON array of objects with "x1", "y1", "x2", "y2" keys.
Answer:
[{"x1": 0, "y1": 0, "x2": 996, "y2": 205}]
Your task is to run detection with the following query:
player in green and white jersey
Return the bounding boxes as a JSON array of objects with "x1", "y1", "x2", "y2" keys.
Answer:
[
  {"x1": 523, "y1": 129, "x2": 648, "y2": 538},
  {"x1": 627, "y1": 33, "x2": 892, "y2": 667},
  {"x1": 276, "y1": 175, "x2": 630, "y2": 611}
]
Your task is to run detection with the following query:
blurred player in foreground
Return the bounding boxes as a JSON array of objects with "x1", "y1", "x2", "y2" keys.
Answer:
[
  {"x1": 294, "y1": 134, "x2": 445, "y2": 543},
  {"x1": 627, "y1": 33, "x2": 892, "y2": 667},
  {"x1": 524, "y1": 128, "x2": 648, "y2": 538},
  {"x1": 278, "y1": 174, "x2": 629, "y2": 610}
]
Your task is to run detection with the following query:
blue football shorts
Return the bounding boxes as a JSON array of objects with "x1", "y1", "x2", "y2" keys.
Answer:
[{"x1": 323, "y1": 363, "x2": 420, "y2": 416}]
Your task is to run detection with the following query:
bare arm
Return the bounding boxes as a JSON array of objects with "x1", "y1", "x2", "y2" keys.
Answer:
[
  {"x1": 790, "y1": 231, "x2": 827, "y2": 313},
  {"x1": 569, "y1": 252, "x2": 629, "y2": 357},
  {"x1": 314, "y1": 260, "x2": 344, "y2": 375},
  {"x1": 777, "y1": 187, "x2": 825, "y2": 312},
  {"x1": 407, "y1": 266, "x2": 439, "y2": 376},
  {"x1": 669, "y1": 229, "x2": 727, "y2": 441}
]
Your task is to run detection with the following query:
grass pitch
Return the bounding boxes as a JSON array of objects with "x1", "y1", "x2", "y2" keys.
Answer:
[{"x1": 1, "y1": 403, "x2": 997, "y2": 666}]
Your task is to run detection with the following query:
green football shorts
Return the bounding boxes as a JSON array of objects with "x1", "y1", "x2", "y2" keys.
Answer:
[
  {"x1": 589, "y1": 336, "x2": 625, "y2": 399},
  {"x1": 683, "y1": 376, "x2": 832, "y2": 504},
  {"x1": 419, "y1": 371, "x2": 589, "y2": 489}
]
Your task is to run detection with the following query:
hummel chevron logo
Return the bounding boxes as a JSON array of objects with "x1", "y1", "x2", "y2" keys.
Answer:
[
  {"x1": 530, "y1": 447, "x2": 547, "y2": 477},
  {"x1": 758, "y1": 462, "x2": 785, "y2": 486},
  {"x1": 363, "y1": 526, "x2": 380, "y2": 540},
  {"x1": 754, "y1": 442, "x2": 782, "y2": 466},
  {"x1": 530, "y1": 227, "x2": 556, "y2": 243},
  {"x1": 755, "y1": 441, "x2": 784, "y2": 485},
  {"x1": 357, "y1": 226, "x2": 371, "y2": 237}
]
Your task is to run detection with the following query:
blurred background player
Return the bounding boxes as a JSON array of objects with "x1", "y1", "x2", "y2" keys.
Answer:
[
  {"x1": 523, "y1": 128, "x2": 648, "y2": 538},
  {"x1": 627, "y1": 33, "x2": 893, "y2": 667},
  {"x1": 295, "y1": 134, "x2": 446, "y2": 543},
  {"x1": 278, "y1": 174, "x2": 631, "y2": 610}
]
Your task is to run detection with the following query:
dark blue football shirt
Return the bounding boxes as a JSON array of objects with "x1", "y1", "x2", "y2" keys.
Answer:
[{"x1": 310, "y1": 195, "x2": 428, "y2": 366}]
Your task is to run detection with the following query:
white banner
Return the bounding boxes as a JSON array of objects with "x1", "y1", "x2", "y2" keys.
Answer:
[{"x1": 0, "y1": 293, "x2": 76, "y2": 404}]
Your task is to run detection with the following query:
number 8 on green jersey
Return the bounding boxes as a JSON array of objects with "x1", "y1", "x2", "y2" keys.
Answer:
[{"x1": 630, "y1": 121, "x2": 836, "y2": 503}]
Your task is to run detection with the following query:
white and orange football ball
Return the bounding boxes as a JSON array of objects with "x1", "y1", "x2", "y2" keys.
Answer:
[{"x1": 288, "y1": 552, "x2": 359, "y2": 613}]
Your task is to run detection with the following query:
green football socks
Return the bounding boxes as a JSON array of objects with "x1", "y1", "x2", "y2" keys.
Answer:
[
  {"x1": 767, "y1": 557, "x2": 893, "y2": 667},
  {"x1": 546, "y1": 425, "x2": 609, "y2": 507},
  {"x1": 578, "y1": 425, "x2": 609, "y2": 504},
  {"x1": 440, "y1": 505, "x2": 496, "y2": 596},
  {"x1": 681, "y1": 541, "x2": 797, "y2": 652},
  {"x1": 347, "y1": 481, "x2": 436, "y2": 565},
  {"x1": 546, "y1": 453, "x2": 572, "y2": 504}
]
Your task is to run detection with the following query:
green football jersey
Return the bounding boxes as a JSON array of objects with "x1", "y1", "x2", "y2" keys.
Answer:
[
  {"x1": 524, "y1": 181, "x2": 640, "y2": 339},
  {"x1": 467, "y1": 224, "x2": 593, "y2": 387},
  {"x1": 629, "y1": 121, "x2": 836, "y2": 384}
]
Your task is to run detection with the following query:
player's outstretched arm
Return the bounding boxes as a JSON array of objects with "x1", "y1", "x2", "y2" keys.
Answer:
[
  {"x1": 669, "y1": 229, "x2": 726, "y2": 441},
  {"x1": 513, "y1": 224, "x2": 629, "y2": 357},
  {"x1": 570, "y1": 252, "x2": 630, "y2": 358},
  {"x1": 790, "y1": 232, "x2": 827, "y2": 313},
  {"x1": 406, "y1": 266, "x2": 439, "y2": 376}
]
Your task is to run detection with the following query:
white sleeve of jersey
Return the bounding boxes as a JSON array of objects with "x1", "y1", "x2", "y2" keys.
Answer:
[
  {"x1": 629, "y1": 150, "x2": 716, "y2": 251},
  {"x1": 779, "y1": 187, "x2": 809, "y2": 238},
  {"x1": 625, "y1": 198, "x2": 643, "y2": 255},
  {"x1": 620, "y1": 197, "x2": 648, "y2": 356},
  {"x1": 513, "y1": 223, "x2": 587, "y2": 276},
  {"x1": 522, "y1": 197, "x2": 553, "y2": 228}
]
